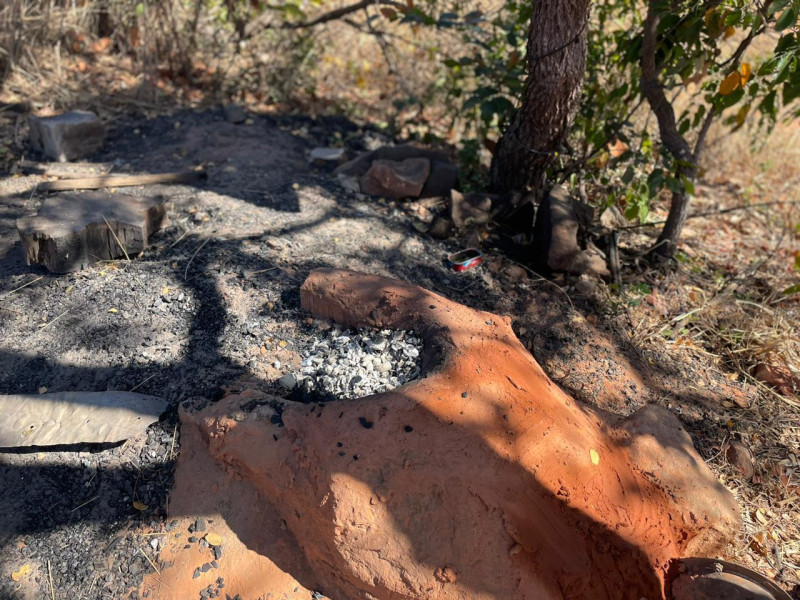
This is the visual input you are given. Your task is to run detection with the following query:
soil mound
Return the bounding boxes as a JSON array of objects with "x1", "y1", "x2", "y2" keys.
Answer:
[{"x1": 166, "y1": 269, "x2": 740, "y2": 600}]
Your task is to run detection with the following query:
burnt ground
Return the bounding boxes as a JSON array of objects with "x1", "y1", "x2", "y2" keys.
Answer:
[{"x1": 0, "y1": 108, "x2": 786, "y2": 599}]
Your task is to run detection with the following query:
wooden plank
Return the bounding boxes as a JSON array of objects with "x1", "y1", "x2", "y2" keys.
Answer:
[{"x1": 37, "y1": 170, "x2": 207, "y2": 192}]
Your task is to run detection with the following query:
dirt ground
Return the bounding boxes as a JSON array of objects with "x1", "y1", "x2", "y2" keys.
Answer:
[{"x1": 0, "y1": 108, "x2": 798, "y2": 599}]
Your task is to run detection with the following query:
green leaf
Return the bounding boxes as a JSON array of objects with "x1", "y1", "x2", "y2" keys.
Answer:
[
  {"x1": 782, "y1": 283, "x2": 800, "y2": 295},
  {"x1": 774, "y1": 6, "x2": 797, "y2": 31}
]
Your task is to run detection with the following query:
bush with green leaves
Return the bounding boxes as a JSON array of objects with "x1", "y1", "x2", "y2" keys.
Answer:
[{"x1": 356, "y1": 0, "x2": 800, "y2": 230}]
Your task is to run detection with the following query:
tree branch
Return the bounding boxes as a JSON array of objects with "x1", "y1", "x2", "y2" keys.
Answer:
[
  {"x1": 288, "y1": 0, "x2": 404, "y2": 29},
  {"x1": 640, "y1": 3, "x2": 693, "y2": 165}
]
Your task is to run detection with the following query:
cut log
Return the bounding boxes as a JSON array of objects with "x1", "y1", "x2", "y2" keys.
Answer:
[
  {"x1": 16, "y1": 192, "x2": 167, "y2": 273},
  {"x1": 37, "y1": 170, "x2": 207, "y2": 192}
]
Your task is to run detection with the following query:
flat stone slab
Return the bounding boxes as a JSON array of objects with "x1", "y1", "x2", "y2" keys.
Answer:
[
  {"x1": 0, "y1": 391, "x2": 168, "y2": 447},
  {"x1": 28, "y1": 110, "x2": 106, "y2": 162},
  {"x1": 16, "y1": 192, "x2": 167, "y2": 273}
]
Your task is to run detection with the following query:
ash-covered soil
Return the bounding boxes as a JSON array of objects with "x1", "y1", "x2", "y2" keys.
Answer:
[{"x1": 0, "y1": 108, "x2": 757, "y2": 599}]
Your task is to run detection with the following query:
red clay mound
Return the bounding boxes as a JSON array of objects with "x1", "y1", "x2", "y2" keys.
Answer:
[{"x1": 167, "y1": 269, "x2": 740, "y2": 600}]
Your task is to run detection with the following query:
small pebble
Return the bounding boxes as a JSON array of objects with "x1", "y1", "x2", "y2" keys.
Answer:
[
  {"x1": 200, "y1": 562, "x2": 212, "y2": 573},
  {"x1": 192, "y1": 568, "x2": 201, "y2": 579}
]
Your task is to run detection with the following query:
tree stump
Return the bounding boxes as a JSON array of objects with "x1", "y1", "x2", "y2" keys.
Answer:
[{"x1": 16, "y1": 192, "x2": 167, "y2": 273}]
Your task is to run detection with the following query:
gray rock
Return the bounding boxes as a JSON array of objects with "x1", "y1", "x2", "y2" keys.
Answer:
[
  {"x1": 28, "y1": 110, "x2": 106, "y2": 162},
  {"x1": 278, "y1": 373, "x2": 298, "y2": 390},
  {"x1": 309, "y1": 147, "x2": 346, "y2": 163},
  {"x1": 360, "y1": 158, "x2": 431, "y2": 199},
  {"x1": 224, "y1": 104, "x2": 246, "y2": 124}
]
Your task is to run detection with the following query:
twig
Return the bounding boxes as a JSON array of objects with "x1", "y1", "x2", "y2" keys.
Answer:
[
  {"x1": 138, "y1": 547, "x2": 161, "y2": 575},
  {"x1": 102, "y1": 215, "x2": 131, "y2": 262},
  {"x1": 129, "y1": 373, "x2": 156, "y2": 392},
  {"x1": 71, "y1": 495, "x2": 99, "y2": 512},
  {"x1": 0, "y1": 276, "x2": 43, "y2": 301},
  {"x1": 38, "y1": 310, "x2": 69, "y2": 330},
  {"x1": 47, "y1": 560, "x2": 55, "y2": 600},
  {"x1": 506, "y1": 258, "x2": 574, "y2": 309},
  {"x1": 619, "y1": 200, "x2": 800, "y2": 230},
  {"x1": 184, "y1": 236, "x2": 212, "y2": 280},
  {"x1": 168, "y1": 424, "x2": 177, "y2": 460},
  {"x1": 37, "y1": 170, "x2": 207, "y2": 192},
  {"x1": 170, "y1": 230, "x2": 189, "y2": 248}
]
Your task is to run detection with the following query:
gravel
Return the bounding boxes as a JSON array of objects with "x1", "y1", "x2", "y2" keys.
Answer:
[{"x1": 290, "y1": 326, "x2": 423, "y2": 401}]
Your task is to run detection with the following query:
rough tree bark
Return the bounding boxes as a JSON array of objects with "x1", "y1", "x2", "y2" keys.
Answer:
[{"x1": 490, "y1": 0, "x2": 592, "y2": 203}]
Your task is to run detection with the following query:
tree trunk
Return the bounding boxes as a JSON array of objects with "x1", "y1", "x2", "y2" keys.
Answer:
[
  {"x1": 640, "y1": 1, "x2": 697, "y2": 259},
  {"x1": 490, "y1": 0, "x2": 591, "y2": 202}
]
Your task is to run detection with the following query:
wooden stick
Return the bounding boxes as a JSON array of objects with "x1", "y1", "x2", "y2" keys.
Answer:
[{"x1": 37, "y1": 170, "x2": 207, "y2": 192}]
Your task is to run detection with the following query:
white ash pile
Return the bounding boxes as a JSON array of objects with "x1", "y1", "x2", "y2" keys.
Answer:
[{"x1": 286, "y1": 326, "x2": 423, "y2": 401}]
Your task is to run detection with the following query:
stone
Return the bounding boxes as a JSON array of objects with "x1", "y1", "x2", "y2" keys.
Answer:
[
  {"x1": 335, "y1": 143, "x2": 449, "y2": 178},
  {"x1": 427, "y1": 215, "x2": 453, "y2": 239},
  {"x1": 420, "y1": 160, "x2": 459, "y2": 198},
  {"x1": 753, "y1": 363, "x2": 799, "y2": 398},
  {"x1": 725, "y1": 440, "x2": 755, "y2": 479},
  {"x1": 532, "y1": 186, "x2": 604, "y2": 276},
  {"x1": 573, "y1": 275, "x2": 597, "y2": 296},
  {"x1": 449, "y1": 190, "x2": 492, "y2": 228},
  {"x1": 277, "y1": 373, "x2": 297, "y2": 390},
  {"x1": 224, "y1": 104, "x2": 246, "y2": 124},
  {"x1": 16, "y1": 191, "x2": 167, "y2": 273},
  {"x1": 572, "y1": 244, "x2": 611, "y2": 279},
  {"x1": 360, "y1": 158, "x2": 431, "y2": 199},
  {"x1": 28, "y1": 110, "x2": 106, "y2": 162},
  {"x1": 309, "y1": 147, "x2": 346, "y2": 163},
  {"x1": 170, "y1": 269, "x2": 740, "y2": 600},
  {"x1": 0, "y1": 391, "x2": 167, "y2": 447}
]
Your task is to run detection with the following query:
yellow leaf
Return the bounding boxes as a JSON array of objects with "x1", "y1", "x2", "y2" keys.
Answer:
[
  {"x1": 740, "y1": 62, "x2": 751, "y2": 84},
  {"x1": 719, "y1": 71, "x2": 741, "y2": 95},
  {"x1": 65, "y1": 285, "x2": 74, "y2": 294},
  {"x1": 38, "y1": 386, "x2": 47, "y2": 394},
  {"x1": 11, "y1": 564, "x2": 32, "y2": 582},
  {"x1": 205, "y1": 533, "x2": 223, "y2": 546},
  {"x1": 590, "y1": 449, "x2": 600, "y2": 465},
  {"x1": 133, "y1": 501, "x2": 148, "y2": 511},
  {"x1": 736, "y1": 104, "x2": 750, "y2": 126},
  {"x1": 755, "y1": 508, "x2": 768, "y2": 524},
  {"x1": 724, "y1": 25, "x2": 736, "y2": 39},
  {"x1": 279, "y1": 340, "x2": 287, "y2": 348},
  {"x1": 162, "y1": 287, "x2": 169, "y2": 295},
  {"x1": 108, "y1": 308, "x2": 118, "y2": 313}
]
